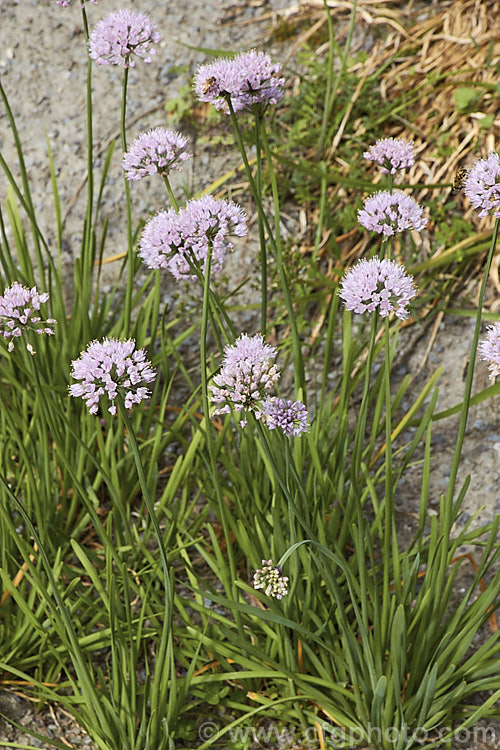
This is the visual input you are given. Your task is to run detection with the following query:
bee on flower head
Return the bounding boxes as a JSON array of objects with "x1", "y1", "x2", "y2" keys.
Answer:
[
  {"x1": 452, "y1": 167, "x2": 469, "y2": 193},
  {"x1": 201, "y1": 76, "x2": 217, "y2": 95}
]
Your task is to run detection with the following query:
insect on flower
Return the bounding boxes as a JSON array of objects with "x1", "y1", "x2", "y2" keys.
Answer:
[
  {"x1": 452, "y1": 167, "x2": 469, "y2": 193},
  {"x1": 201, "y1": 76, "x2": 217, "y2": 94}
]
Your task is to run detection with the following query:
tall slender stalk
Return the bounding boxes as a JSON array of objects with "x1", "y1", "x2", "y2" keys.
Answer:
[
  {"x1": 254, "y1": 111, "x2": 268, "y2": 335},
  {"x1": 225, "y1": 99, "x2": 305, "y2": 396},
  {"x1": 163, "y1": 174, "x2": 179, "y2": 212},
  {"x1": 199, "y1": 242, "x2": 242, "y2": 631},
  {"x1": 80, "y1": 4, "x2": 94, "y2": 344},
  {"x1": 120, "y1": 66, "x2": 134, "y2": 337},
  {"x1": 257, "y1": 121, "x2": 306, "y2": 397},
  {"x1": 381, "y1": 316, "x2": 394, "y2": 642}
]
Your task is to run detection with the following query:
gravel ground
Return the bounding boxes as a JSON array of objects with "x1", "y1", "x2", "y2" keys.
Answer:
[{"x1": 0, "y1": 0, "x2": 498, "y2": 748}]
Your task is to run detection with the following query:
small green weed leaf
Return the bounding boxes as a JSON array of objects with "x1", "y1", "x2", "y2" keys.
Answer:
[
  {"x1": 453, "y1": 87, "x2": 482, "y2": 111},
  {"x1": 479, "y1": 113, "x2": 495, "y2": 129}
]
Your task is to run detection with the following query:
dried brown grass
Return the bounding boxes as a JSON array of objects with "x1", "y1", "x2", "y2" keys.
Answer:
[{"x1": 270, "y1": 0, "x2": 500, "y2": 297}]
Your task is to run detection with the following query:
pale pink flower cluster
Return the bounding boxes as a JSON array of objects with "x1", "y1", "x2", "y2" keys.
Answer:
[
  {"x1": 210, "y1": 334, "x2": 309, "y2": 435},
  {"x1": 479, "y1": 323, "x2": 500, "y2": 380},
  {"x1": 89, "y1": 10, "x2": 160, "y2": 67},
  {"x1": 363, "y1": 138, "x2": 415, "y2": 174},
  {"x1": 339, "y1": 257, "x2": 416, "y2": 320},
  {"x1": 194, "y1": 50, "x2": 284, "y2": 113},
  {"x1": 0, "y1": 283, "x2": 56, "y2": 355},
  {"x1": 69, "y1": 338, "x2": 156, "y2": 416},
  {"x1": 358, "y1": 191, "x2": 427, "y2": 237},
  {"x1": 464, "y1": 152, "x2": 500, "y2": 218},
  {"x1": 139, "y1": 196, "x2": 247, "y2": 281},
  {"x1": 123, "y1": 128, "x2": 191, "y2": 181}
]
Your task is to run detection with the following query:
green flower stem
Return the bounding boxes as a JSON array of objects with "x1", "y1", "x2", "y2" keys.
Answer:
[
  {"x1": 351, "y1": 313, "x2": 378, "y2": 484},
  {"x1": 185, "y1": 249, "x2": 236, "y2": 346},
  {"x1": 200, "y1": 241, "x2": 242, "y2": 628},
  {"x1": 445, "y1": 218, "x2": 500, "y2": 520},
  {"x1": 381, "y1": 315, "x2": 395, "y2": 642},
  {"x1": 118, "y1": 405, "x2": 171, "y2": 583},
  {"x1": 225, "y1": 99, "x2": 306, "y2": 397},
  {"x1": 79, "y1": 4, "x2": 94, "y2": 345},
  {"x1": 258, "y1": 122, "x2": 306, "y2": 397},
  {"x1": 162, "y1": 174, "x2": 179, "y2": 212},
  {"x1": 312, "y1": 162, "x2": 328, "y2": 261},
  {"x1": 121, "y1": 66, "x2": 134, "y2": 337},
  {"x1": 254, "y1": 110, "x2": 268, "y2": 336},
  {"x1": 255, "y1": 419, "x2": 314, "y2": 542}
]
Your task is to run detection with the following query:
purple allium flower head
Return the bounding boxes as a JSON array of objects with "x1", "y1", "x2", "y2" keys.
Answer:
[
  {"x1": 262, "y1": 397, "x2": 309, "y2": 437},
  {"x1": 363, "y1": 138, "x2": 415, "y2": 174},
  {"x1": 0, "y1": 283, "x2": 56, "y2": 355},
  {"x1": 253, "y1": 559, "x2": 289, "y2": 599},
  {"x1": 123, "y1": 128, "x2": 191, "y2": 181},
  {"x1": 210, "y1": 334, "x2": 281, "y2": 426},
  {"x1": 69, "y1": 338, "x2": 156, "y2": 416},
  {"x1": 139, "y1": 196, "x2": 247, "y2": 281},
  {"x1": 194, "y1": 50, "x2": 285, "y2": 114},
  {"x1": 479, "y1": 322, "x2": 500, "y2": 379},
  {"x1": 89, "y1": 10, "x2": 160, "y2": 68},
  {"x1": 464, "y1": 152, "x2": 500, "y2": 218},
  {"x1": 358, "y1": 191, "x2": 427, "y2": 236},
  {"x1": 339, "y1": 257, "x2": 416, "y2": 320}
]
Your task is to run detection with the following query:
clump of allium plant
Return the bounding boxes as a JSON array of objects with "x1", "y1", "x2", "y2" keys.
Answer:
[
  {"x1": 89, "y1": 9, "x2": 160, "y2": 67},
  {"x1": 358, "y1": 191, "x2": 427, "y2": 236},
  {"x1": 363, "y1": 137, "x2": 415, "y2": 174},
  {"x1": 194, "y1": 50, "x2": 285, "y2": 113},
  {"x1": 69, "y1": 338, "x2": 156, "y2": 416},
  {"x1": 139, "y1": 195, "x2": 247, "y2": 280},
  {"x1": 123, "y1": 128, "x2": 191, "y2": 181},
  {"x1": 253, "y1": 560, "x2": 289, "y2": 600},
  {"x1": 0, "y1": 283, "x2": 56, "y2": 355},
  {"x1": 339, "y1": 256, "x2": 416, "y2": 320}
]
